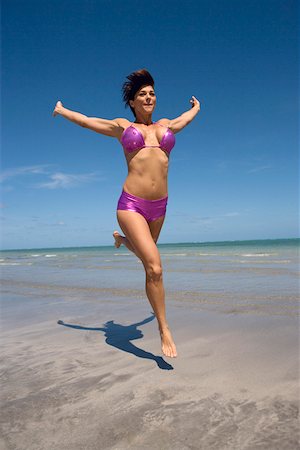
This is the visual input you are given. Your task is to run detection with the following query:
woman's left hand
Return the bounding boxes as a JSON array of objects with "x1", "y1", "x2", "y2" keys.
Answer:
[
  {"x1": 190, "y1": 96, "x2": 200, "y2": 110},
  {"x1": 53, "y1": 100, "x2": 63, "y2": 117}
]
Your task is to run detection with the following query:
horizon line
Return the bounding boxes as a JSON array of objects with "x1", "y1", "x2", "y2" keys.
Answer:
[{"x1": 1, "y1": 237, "x2": 299, "y2": 252}]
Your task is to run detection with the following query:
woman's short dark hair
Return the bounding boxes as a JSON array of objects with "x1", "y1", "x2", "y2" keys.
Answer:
[{"x1": 122, "y1": 69, "x2": 155, "y2": 116}]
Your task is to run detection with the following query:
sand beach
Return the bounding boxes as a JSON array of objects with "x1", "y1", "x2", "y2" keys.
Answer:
[{"x1": 1, "y1": 240, "x2": 299, "y2": 449}]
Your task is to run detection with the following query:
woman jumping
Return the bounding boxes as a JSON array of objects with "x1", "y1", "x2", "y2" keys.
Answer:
[{"x1": 53, "y1": 69, "x2": 200, "y2": 358}]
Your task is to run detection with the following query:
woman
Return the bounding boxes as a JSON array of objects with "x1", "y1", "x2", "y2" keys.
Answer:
[{"x1": 53, "y1": 69, "x2": 200, "y2": 358}]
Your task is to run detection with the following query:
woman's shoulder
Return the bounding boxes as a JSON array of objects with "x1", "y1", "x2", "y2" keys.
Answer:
[
  {"x1": 156, "y1": 118, "x2": 171, "y2": 126},
  {"x1": 114, "y1": 118, "x2": 132, "y2": 128}
]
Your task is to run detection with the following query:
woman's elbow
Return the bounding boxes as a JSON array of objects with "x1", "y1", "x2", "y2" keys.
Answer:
[{"x1": 80, "y1": 116, "x2": 89, "y2": 128}]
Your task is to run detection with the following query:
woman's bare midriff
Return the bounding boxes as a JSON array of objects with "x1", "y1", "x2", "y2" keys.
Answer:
[{"x1": 123, "y1": 147, "x2": 169, "y2": 200}]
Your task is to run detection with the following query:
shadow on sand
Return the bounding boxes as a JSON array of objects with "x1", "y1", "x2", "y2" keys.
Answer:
[{"x1": 57, "y1": 313, "x2": 173, "y2": 370}]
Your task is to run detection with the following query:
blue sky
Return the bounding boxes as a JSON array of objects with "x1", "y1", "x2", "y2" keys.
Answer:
[{"x1": 1, "y1": 0, "x2": 298, "y2": 250}]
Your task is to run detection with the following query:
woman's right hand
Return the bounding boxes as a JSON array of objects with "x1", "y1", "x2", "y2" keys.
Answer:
[
  {"x1": 190, "y1": 96, "x2": 200, "y2": 111},
  {"x1": 52, "y1": 100, "x2": 63, "y2": 117}
]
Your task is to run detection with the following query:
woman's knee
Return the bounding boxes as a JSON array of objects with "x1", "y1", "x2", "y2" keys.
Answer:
[{"x1": 145, "y1": 262, "x2": 163, "y2": 283}]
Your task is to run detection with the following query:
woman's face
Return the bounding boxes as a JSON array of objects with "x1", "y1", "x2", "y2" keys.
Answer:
[{"x1": 130, "y1": 85, "x2": 156, "y2": 116}]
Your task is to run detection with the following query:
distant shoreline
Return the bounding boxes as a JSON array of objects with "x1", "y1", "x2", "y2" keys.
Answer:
[{"x1": 1, "y1": 237, "x2": 299, "y2": 253}]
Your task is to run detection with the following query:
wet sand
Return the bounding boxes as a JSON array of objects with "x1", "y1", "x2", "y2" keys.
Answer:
[{"x1": 1, "y1": 292, "x2": 299, "y2": 450}]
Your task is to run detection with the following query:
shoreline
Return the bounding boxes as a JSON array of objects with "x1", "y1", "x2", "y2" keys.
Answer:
[{"x1": 1, "y1": 237, "x2": 299, "y2": 253}]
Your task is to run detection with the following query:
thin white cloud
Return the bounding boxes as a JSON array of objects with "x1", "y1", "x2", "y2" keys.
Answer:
[
  {"x1": 0, "y1": 164, "x2": 103, "y2": 189},
  {"x1": 248, "y1": 165, "x2": 272, "y2": 173},
  {"x1": 215, "y1": 159, "x2": 273, "y2": 175},
  {"x1": 223, "y1": 212, "x2": 240, "y2": 217},
  {"x1": 46, "y1": 221, "x2": 66, "y2": 227},
  {"x1": 0, "y1": 165, "x2": 51, "y2": 182},
  {"x1": 189, "y1": 216, "x2": 213, "y2": 224},
  {"x1": 36, "y1": 172, "x2": 100, "y2": 189}
]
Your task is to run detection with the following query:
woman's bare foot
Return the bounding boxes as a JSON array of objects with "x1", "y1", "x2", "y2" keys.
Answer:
[
  {"x1": 160, "y1": 326, "x2": 177, "y2": 358},
  {"x1": 113, "y1": 231, "x2": 123, "y2": 248}
]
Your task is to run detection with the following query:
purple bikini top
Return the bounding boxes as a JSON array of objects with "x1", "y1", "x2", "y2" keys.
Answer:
[{"x1": 121, "y1": 122, "x2": 175, "y2": 155}]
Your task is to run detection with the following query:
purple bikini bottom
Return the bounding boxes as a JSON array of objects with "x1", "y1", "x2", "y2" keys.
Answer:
[{"x1": 117, "y1": 190, "x2": 168, "y2": 223}]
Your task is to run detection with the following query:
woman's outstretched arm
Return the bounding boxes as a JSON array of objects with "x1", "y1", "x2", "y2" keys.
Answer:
[
  {"x1": 159, "y1": 96, "x2": 201, "y2": 134},
  {"x1": 131, "y1": 313, "x2": 156, "y2": 328},
  {"x1": 52, "y1": 100, "x2": 125, "y2": 138}
]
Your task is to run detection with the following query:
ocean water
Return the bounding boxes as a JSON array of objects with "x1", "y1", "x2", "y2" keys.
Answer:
[{"x1": 1, "y1": 239, "x2": 299, "y2": 318}]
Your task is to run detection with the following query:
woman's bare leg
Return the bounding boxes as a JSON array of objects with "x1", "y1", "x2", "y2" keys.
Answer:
[
  {"x1": 116, "y1": 210, "x2": 177, "y2": 358},
  {"x1": 113, "y1": 209, "x2": 165, "y2": 253},
  {"x1": 114, "y1": 210, "x2": 164, "y2": 251}
]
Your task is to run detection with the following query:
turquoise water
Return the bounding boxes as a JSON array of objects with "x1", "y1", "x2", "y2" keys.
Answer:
[{"x1": 1, "y1": 239, "x2": 299, "y2": 318}]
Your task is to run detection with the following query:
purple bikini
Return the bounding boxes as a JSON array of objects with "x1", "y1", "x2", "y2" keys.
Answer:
[
  {"x1": 120, "y1": 123, "x2": 175, "y2": 155},
  {"x1": 117, "y1": 123, "x2": 175, "y2": 222}
]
